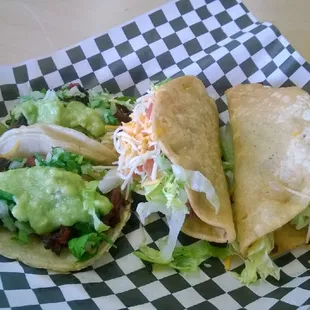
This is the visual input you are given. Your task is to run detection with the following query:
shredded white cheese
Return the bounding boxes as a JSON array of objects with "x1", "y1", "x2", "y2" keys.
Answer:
[{"x1": 113, "y1": 90, "x2": 162, "y2": 190}]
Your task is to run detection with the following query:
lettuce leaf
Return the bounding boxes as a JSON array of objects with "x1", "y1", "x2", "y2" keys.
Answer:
[
  {"x1": 150, "y1": 78, "x2": 172, "y2": 91},
  {"x1": 220, "y1": 123, "x2": 234, "y2": 192},
  {"x1": 88, "y1": 89, "x2": 134, "y2": 125},
  {"x1": 0, "y1": 200, "x2": 16, "y2": 232},
  {"x1": 290, "y1": 205, "x2": 310, "y2": 230},
  {"x1": 68, "y1": 231, "x2": 115, "y2": 261},
  {"x1": 171, "y1": 165, "x2": 220, "y2": 213},
  {"x1": 220, "y1": 123, "x2": 234, "y2": 170},
  {"x1": 14, "y1": 222, "x2": 34, "y2": 243},
  {"x1": 34, "y1": 147, "x2": 103, "y2": 179},
  {"x1": 135, "y1": 240, "x2": 232, "y2": 272},
  {"x1": 0, "y1": 189, "x2": 15, "y2": 203},
  {"x1": 136, "y1": 154, "x2": 219, "y2": 261},
  {"x1": 98, "y1": 168, "x2": 123, "y2": 194},
  {"x1": 231, "y1": 234, "x2": 280, "y2": 284},
  {"x1": 68, "y1": 233, "x2": 102, "y2": 261},
  {"x1": 137, "y1": 201, "x2": 188, "y2": 261}
]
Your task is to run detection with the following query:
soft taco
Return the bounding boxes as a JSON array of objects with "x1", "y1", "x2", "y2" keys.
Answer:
[
  {"x1": 226, "y1": 83, "x2": 310, "y2": 284},
  {"x1": 112, "y1": 75, "x2": 236, "y2": 263},
  {"x1": 0, "y1": 124, "x2": 130, "y2": 272},
  {"x1": 3, "y1": 83, "x2": 134, "y2": 148}
]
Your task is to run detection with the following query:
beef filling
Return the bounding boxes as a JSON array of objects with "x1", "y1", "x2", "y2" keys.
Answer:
[
  {"x1": 41, "y1": 226, "x2": 73, "y2": 255},
  {"x1": 114, "y1": 104, "x2": 131, "y2": 123},
  {"x1": 103, "y1": 188, "x2": 127, "y2": 228},
  {"x1": 0, "y1": 158, "x2": 11, "y2": 172},
  {"x1": 25, "y1": 156, "x2": 36, "y2": 167},
  {"x1": 40, "y1": 188, "x2": 126, "y2": 255}
]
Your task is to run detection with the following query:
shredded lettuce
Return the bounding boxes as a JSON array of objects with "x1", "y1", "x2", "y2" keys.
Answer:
[
  {"x1": 290, "y1": 206, "x2": 310, "y2": 242},
  {"x1": 0, "y1": 189, "x2": 14, "y2": 203},
  {"x1": 139, "y1": 202, "x2": 188, "y2": 261},
  {"x1": 136, "y1": 155, "x2": 219, "y2": 261},
  {"x1": 68, "y1": 233, "x2": 104, "y2": 261},
  {"x1": 220, "y1": 123, "x2": 234, "y2": 170},
  {"x1": 34, "y1": 147, "x2": 104, "y2": 179},
  {"x1": 220, "y1": 123, "x2": 234, "y2": 192},
  {"x1": 171, "y1": 165, "x2": 220, "y2": 213},
  {"x1": 88, "y1": 208, "x2": 110, "y2": 233},
  {"x1": 291, "y1": 206, "x2": 310, "y2": 230},
  {"x1": 8, "y1": 158, "x2": 27, "y2": 170},
  {"x1": 19, "y1": 90, "x2": 45, "y2": 103},
  {"x1": 14, "y1": 222, "x2": 34, "y2": 243},
  {"x1": 0, "y1": 123, "x2": 7, "y2": 136},
  {"x1": 69, "y1": 223, "x2": 116, "y2": 261},
  {"x1": 89, "y1": 90, "x2": 135, "y2": 125},
  {"x1": 150, "y1": 78, "x2": 172, "y2": 91},
  {"x1": 56, "y1": 85, "x2": 87, "y2": 102},
  {"x1": 231, "y1": 234, "x2": 280, "y2": 285},
  {"x1": 83, "y1": 181, "x2": 112, "y2": 233},
  {"x1": 135, "y1": 240, "x2": 232, "y2": 272},
  {"x1": 0, "y1": 196, "x2": 34, "y2": 242},
  {"x1": 0, "y1": 200, "x2": 16, "y2": 232},
  {"x1": 98, "y1": 168, "x2": 123, "y2": 194},
  {"x1": 136, "y1": 157, "x2": 189, "y2": 261}
]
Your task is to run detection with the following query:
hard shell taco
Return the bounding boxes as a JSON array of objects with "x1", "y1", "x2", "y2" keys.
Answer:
[
  {"x1": 226, "y1": 84, "x2": 310, "y2": 284},
  {"x1": 113, "y1": 75, "x2": 236, "y2": 263}
]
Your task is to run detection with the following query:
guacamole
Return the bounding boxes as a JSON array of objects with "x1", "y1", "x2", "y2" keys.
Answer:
[
  {"x1": 14, "y1": 91, "x2": 106, "y2": 137},
  {"x1": 0, "y1": 167, "x2": 112, "y2": 234}
]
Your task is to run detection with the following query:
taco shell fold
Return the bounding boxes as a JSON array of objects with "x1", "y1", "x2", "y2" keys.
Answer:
[
  {"x1": 152, "y1": 76, "x2": 236, "y2": 243},
  {"x1": 226, "y1": 84, "x2": 310, "y2": 257},
  {"x1": 0, "y1": 124, "x2": 117, "y2": 164}
]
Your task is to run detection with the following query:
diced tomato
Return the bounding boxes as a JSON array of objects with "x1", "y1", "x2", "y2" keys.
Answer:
[
  {"x1": 145, "y1": 103, "x2": 153, "y2": 119},
  {"x1": 186, "y1": 201, "x2": 195, "y2": 218},
  {"x1": 25, "y1": 156, "x2": 36, "y2": 167},
  {"x1": 68, "y1": 83, "x2": 80, "y2": 89},
  {"x1": 144, "y1": 159, "x2": 154, "y2": 176},
  {"x1": 186, "y1": 201, "x2": 191, "y2": 210}
]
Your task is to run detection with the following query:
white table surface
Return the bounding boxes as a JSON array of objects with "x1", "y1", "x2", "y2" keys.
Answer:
[{"x1": 0, "y1": 0, "x2": 309, "y2": 65}]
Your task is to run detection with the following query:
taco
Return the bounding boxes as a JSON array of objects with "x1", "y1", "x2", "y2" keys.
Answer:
[
  {"x1": 0, "y1": 124, "x2": 130, "y2": 272},
  {"x1": 113, "y1": 76, "x2": 235, "y2": 263},
  {"x1": 3, "y1": 83, "x2": 135, "y2": 148},
  {"x1": 226, "y1": 83, "x2": 310, "y2": 284}
]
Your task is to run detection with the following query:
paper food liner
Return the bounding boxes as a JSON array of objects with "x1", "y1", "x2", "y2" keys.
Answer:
[{"x1": 0, "y1": 0, "x2": 310, "y2": 309}]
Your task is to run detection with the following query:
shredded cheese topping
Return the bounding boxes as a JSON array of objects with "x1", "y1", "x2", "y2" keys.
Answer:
[{"x1": 114, "y1": 91, "x2": 161, "y2": 190}]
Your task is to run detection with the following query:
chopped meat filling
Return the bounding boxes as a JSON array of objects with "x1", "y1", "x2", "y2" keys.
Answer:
[
  {"x1": 103, "y1": 188, "x2": 127, "y2": 228},
  {"x1": 115, "y1": 104, "x2": 131, "y2": 123},
  {"x1": 41, "y1": 226, "x2": 73, "y2": 255},
  {"x1": 0, "y1": 158, "x2": 11, "y2": 172}
]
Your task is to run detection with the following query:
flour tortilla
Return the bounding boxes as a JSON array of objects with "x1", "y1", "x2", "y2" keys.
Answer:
[
  {"x1": 152, "y1": 76, "x2": 236, "y2": 243},
  {"x1": 0, "y1": 126, "x2": 130, "y2": 272},
  {"x1": 0, "y1": 124, "x2": 117, "y2": 164},
  {"x1": 226, "y1": 84, "x2": 310, "y2": 257}
]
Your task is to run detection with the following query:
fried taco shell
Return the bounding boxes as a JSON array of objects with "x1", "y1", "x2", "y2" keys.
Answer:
[{"x1": 152, "y1": 76, "x2": 236, "y2": 243}]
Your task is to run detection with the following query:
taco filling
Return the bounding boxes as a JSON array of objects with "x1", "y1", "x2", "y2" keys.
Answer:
[
  {"x1": 0, "y1": 147, "x2": 127, "y2": 262},
  {"x1": 5, "y1": 83, "x2": 135, "y2": 139}
]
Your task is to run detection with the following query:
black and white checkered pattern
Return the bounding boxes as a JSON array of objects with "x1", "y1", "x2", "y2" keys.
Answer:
[{"x1": 1, "y1": 0, "x2": 310, "y2": 309}]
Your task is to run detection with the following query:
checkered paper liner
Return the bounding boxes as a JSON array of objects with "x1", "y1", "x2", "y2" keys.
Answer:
[{"x1": 0, "y1": 0, "x2": 310, "y2": 309}]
